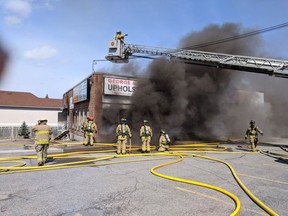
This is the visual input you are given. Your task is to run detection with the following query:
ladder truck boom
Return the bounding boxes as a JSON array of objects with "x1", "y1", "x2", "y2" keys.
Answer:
[{"x1": 105, "y1": 33, "x2": 288, "y2": 78}]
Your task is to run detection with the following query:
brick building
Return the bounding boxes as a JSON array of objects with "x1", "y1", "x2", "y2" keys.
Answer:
[{"x1": 63, "y1": 73, "x2": 138, "y2": 141}]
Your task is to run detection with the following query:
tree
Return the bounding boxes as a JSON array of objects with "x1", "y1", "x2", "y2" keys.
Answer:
[{"x1": 18, "y1": 121, "x2": 30, "y2": 139}]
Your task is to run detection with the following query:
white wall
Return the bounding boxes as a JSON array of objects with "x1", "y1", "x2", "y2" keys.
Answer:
[{"x1": 0, "y1": 108, "x2": 61, "y2": 127}]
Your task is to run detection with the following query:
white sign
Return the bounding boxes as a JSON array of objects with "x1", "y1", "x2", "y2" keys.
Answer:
[
  {"x1": 104, "y1": 77, "x2": 137, "y2": 96},
  {"x1": 73, "y1": 79, "x2": 88, "y2": 103}
]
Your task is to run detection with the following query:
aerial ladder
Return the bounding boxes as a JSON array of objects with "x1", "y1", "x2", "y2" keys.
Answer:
[{"x1": 105, "y1": 32, "x2": 288, "y2": 78}]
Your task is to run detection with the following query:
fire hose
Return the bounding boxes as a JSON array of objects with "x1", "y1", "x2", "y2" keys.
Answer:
[{"x1": 0, "y1": 142, "x2": 281, "y2": 215}]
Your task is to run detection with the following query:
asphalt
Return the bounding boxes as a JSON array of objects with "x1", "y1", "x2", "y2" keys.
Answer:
[{"x1": 0, "y1": 139, "x2": 287, "y2": 216}]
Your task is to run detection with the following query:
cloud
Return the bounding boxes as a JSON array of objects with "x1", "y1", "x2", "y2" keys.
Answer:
[
  {"x1": 24, "y1": 46, "x2": 58, "y2": 60},
  {"x1": 2, "y1": 0, "x2": 32, "y2": 24},
  {"x1": 32, "y1": 0, "x2": 55, "y2": 10},
  {"x1": 2, "y1": 0, "x2": 55, "y2": 25},
  {"x1": 4, "y1": 15, "x2": 22, "y2": 24},
  {"x1": 4, "y1": 0, "x2": 31, "y2": 16}
]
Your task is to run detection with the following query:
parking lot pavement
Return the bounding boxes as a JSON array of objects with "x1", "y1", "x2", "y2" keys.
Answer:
[{"x1": 0, "y1": 140, "x2": 287, "y2": 216}]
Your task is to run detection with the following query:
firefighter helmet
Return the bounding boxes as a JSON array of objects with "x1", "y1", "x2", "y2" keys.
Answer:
[
  {"x1": 250, "y1": 120, "x2": 255, "y2": 125},
  {"x1": 121, "y1": 118, "x2": 126, "y2": 123},
  {"x1": 143, "y1": 120, "x2": 148, "y2": 123},
  {"x1": 160, "y1": 130, "x2": 166, "y2": 134},
  {"x1": 39, "y1": 118, "x2": 47, "y2": 122}
]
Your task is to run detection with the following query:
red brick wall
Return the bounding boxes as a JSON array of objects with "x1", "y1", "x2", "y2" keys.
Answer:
[{"x1": 88, "y1": 74, "x2": 103, "y2": 131}]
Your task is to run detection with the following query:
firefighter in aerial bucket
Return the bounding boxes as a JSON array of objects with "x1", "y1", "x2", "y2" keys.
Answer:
[
  {"x1": 157, "y1": 130, "x2": 171, "y2": 152},
  {"x1": 82, "y1": 116, "x2": 98, "y2": 146},
  {"x1": 140, "y1": 120, "x2": 153, "y2": 153},
  {"x1": 114, "y1": 31, "x2": 128, "y2": 45},
  {"x1": 116, "y1": 118, "x2": 132, "y2": 154},
  {"x1": 245, "y1": 120, "x2": 263, "y2": 151}
]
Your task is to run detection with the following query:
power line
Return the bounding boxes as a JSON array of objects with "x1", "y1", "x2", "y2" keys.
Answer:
[
  {"x1": 131, "y1": 22, "x2": 288, "y2": 61},
  {"x1": 182, "y1": 22, "x2": 288, "y2": 50}
]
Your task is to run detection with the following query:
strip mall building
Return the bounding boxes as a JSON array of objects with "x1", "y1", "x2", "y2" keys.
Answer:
[{"x1": 63, "y1": 73, "x2": 138, "y2": 142}]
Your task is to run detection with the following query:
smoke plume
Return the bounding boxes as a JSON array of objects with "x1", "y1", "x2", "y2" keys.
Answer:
[{"x1": 104, "y1": 23, "x2": 288, "y2": 143}]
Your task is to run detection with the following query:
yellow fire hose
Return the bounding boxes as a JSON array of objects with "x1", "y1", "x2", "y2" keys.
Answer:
[
  {"x1": 0, "y1": 155, "x2": 115, "y2": 172},
  {"x1": 0, "y1": 153, "x2": 175, "y2": 174},
  {"x1": 188, "y1": 154, "x2": 279, "y2": 216},
  {"x1": 0, "y1": 142, "x2": 281, "y2": 215},
  {"x1": 0, "y1": 160, "x2": 26, "y2": 171},
  {"x1": 150, "y1": 152, "x2": 241, "y2": 216}
]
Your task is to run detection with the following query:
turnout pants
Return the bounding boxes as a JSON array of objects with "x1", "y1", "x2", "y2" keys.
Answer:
[
  {"x1": 83, "y1": 132, "x2": 94, "y2": 145},
  {"x1": 249, "y1": 135, "x2": 258, "y2": 151},
  {"x1": 158, "y1": 144, "x2": 168, "y2": 152},
  {"x1": 141, "y1": 137, "x2": 151, "y2": 152},
  {"x1": 117, "y1": 138, "x2": 127, "y2": 154},
  {"x1": 35, "y1": 144, "x2": 49, "y2": 163}
]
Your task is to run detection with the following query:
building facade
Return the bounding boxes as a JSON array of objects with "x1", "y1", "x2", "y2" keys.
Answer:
[
  {"x1": 63, "y1": 73, "x2": 138, "y2": 142},
  {"x1": 0, "y1": 90, "x2": 64, "y2": 139}
]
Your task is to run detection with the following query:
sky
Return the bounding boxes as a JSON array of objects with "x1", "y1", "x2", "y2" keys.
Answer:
[{"x1": 0, "y1": 0, "x2": 287, "y2": 99}]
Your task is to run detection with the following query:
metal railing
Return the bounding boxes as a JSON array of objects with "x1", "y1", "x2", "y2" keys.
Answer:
[{"x1": 0, "y1": 126, "x2": 65, "y2": 140}]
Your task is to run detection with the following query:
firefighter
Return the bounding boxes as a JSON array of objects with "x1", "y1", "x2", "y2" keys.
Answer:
[
  {"x1": 140, "y1": 120, "x2": 153, "y2": 153},
  {"x1": 82, "y1": 116, "x2": 98, "y2": 146},
  {"x1": 245, "y1": 120, "x2": 263, "y2": 151},
  {"x1": 114, "y1": 31, "x2": 128, "y2": 45},
  {"x1": 32, "y1": 118, "x2": 53, "y2": 166},
  {"x1": 116, "y1": 118, "x2": 132, "y2": 154},
  {"x1": 157, "y1": 130, "x2": 171, "y2": 152}
]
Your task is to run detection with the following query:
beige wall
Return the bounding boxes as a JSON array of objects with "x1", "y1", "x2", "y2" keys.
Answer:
[{"x1": 0, "y1": 108, "x2": 61, "y2": 127}]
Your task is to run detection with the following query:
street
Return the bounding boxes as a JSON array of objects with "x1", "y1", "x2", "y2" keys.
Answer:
[{"x1": 0, "y1": 140, "x2": 287, "y2": 216}]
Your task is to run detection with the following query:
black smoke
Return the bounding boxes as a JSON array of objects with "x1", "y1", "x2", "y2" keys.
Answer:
[
  {"x1": 127, "y1": 23, "x2": 288, "y2": 143},
  {"x1": 104, "y1": 23, "x2": 288, "y2": 144}
]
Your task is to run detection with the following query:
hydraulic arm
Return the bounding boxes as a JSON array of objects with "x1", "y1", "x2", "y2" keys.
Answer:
[{"x1": 105, "y1": 33, "x2": 288, "y2": 78}]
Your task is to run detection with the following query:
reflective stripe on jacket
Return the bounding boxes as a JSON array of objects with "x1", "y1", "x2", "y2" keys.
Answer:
[
  {"x1": 246, "y1": 126, "x2": 263, "y2": 137},
  {"x1": 32, "y1": 124, "x2": 52, "y2": 145}
]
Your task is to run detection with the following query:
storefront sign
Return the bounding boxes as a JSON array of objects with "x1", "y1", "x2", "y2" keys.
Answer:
[
  {"x1": 104, "y1": 77, "x2": 137, "y2": 96},
  {"x1": 69, "y1": 97, "x2": 74, "y2": 109},
  {"x1": 73, "y1": 79, "x2": 88, "y2": 103}
]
